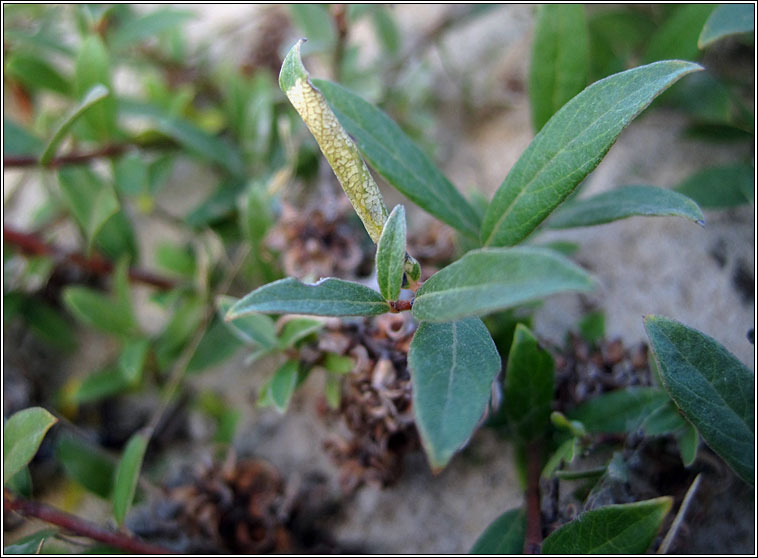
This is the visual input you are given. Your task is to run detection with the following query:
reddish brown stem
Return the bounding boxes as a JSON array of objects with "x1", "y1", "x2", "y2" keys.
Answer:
[
  {"x1": 389, "y1": 299, "x2": 413, "y2": 313},
  {"x1": 524, "y1": 441, "x2": 543, "y2": 554},
  {"x1": 4, "y1": 226, "x2": 176, "y2": 290},
  {"x1": 4, "y1": 144, "x2": 129, "y2": 169},
  {"x1": 4, "y1": 491, "x2": 174, "y2": 554}
]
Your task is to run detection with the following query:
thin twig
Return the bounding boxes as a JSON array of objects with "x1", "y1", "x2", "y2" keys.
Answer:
[
  {"x1": 657, "y1": 473, "x2": 702, "y2": 554},
  {"x1": 524, "y1": 441, "x2": 543, "y2": 554},
  {"x1": 3, "y1": 226, "x2": 177, "y2": 290},
  {"x1": 4, "y1": 491, "x2": 174, "y2": 554},
  {"x1": 4, "y1": 144, "x2": 129, "y2": 169}
]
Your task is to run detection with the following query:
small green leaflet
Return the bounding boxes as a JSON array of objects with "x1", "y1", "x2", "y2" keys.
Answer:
[
  {"x1": 470, "y1": 508, "x2": 526, "y2": 554},
  {"x1": 3, "y1": 407, "x2": 58, "y2": 482},
  {"x1": 699, "y1": 4, "x2": 755, "y2": 48},
  {"x1": 112, "y1": 430, "x2": 149, "y2": 525},
  {"x1": 375, "y1": 205, "x2": 407, "y2": 301}
]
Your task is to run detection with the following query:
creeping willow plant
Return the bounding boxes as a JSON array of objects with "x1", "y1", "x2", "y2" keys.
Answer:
[{"x1": 227, "y1": 38, "x2": 708, "y2": 474}]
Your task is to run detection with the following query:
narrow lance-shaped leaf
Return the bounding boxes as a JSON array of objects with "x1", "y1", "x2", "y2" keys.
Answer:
[
  {"x1": 504, "y1": 324, "x2": 555, "y2": 441},
  {"x1": 408, "y1": 318, "x2": 501, "y2": 470},
  {"x1": 470, "y1": 508, "x2": 526, "y2": 554},
  {"x1": 4, "y1": 407, "x2": 58, "y2": 482},
  {"x1": 541, "y1": 497, "x2": 673, "y2": 554},
  {"x1": 280, "y1": 39, "x2": 388, "y2": 242},
  {"x1": 40, "y1": 84, "x2": 110, "y2": 165},
  {"x1": 109, "y1": 9, "x2": 195, "y2": 51},
  {"x1": 376, "y1": 204, "x2": 407, "y2": 301},
  {"x1": 481, "y1": 60, "x2": 702, "y2": 247},
  {"x1": 6, "y1": 53, "x2": 71, "y2": 96},
  {"x1": 227, "y1": 277, "x2": 390, "y2": 319},
  {"x1": 698, "y1": 4, "x2": 755, "y2": 48},
  {"x1": 315, "y1": 78, "x2": 482, "y2": 239},
  {"x1": 112, "y1": 430, "x2": 149, "y2": 525},
  {"x1": 644, "y1": 315, "x2": 754, "y2": 484},
  {"x1": 412, "y1": 247, "x2": 595, "y2": 323},
  {"x1": 530, "y1": 4, "x2": 589, "y2": 132},
  {"x1": 547, "y1": 185, "x2": 704, "y2": 229}
]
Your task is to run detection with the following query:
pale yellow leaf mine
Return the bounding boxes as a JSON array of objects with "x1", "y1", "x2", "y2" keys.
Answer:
[{"x1": 285, "y1": 77, "x2": 388, "y2": 243}]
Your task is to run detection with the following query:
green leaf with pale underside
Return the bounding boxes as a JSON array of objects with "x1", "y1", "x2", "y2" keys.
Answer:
[
  {"x1": 530, "y1": 5, "x2": 589, "y2": 132},
  {"x1": 408, "y1": 318, "x2": 501, "y2": 470},
  {"x1": 376, "y1": 205, "x2": 407, "y2": 301},
  {"x1": 412, "y1": 247, "x2": 594, "y2": 323},
  {"x1": 541, "y1": 497, "x2": 672, "y2": 554},
  {"x1": 548, "y1": 185, "x2": 704, "y2": 229},
  {"x1": 314, "y1": 78, "x2": 482, "y2": 239},
  {"x1": 481, "y1": 60, "x2": 702, "y2": 247},
  {"x1": 227, "y1": 277, "x2": 389, "y2": 319},
  {"x1": 217, "y1": 296, "x2": 278, "y2": 350},
  {"x1": 644, "y1": 315, "x2": 754, "y2": 484}
]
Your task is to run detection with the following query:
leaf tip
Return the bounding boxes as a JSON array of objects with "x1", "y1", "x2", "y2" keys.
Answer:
[{"x1": 279, "y1": 38, "x2": 308, "y2": 93}]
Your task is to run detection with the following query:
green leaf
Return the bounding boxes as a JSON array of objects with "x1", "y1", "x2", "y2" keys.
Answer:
[
  {"x1": 40, "y1": 84, "x2": 110, "y2": 165},
  {"x1": 74, "y1": 366, "x2": 130, "y2": 404},
  {"x1": 227, "y1": 277, "x2": 390, "y2": 319},
  {"x1": 568, "y1": 387, "x2": 670, "y2": 434},
  {"x1": 529, "y1": 5, "x2": 589, "y2": 132},
  {"x1": 154, "y1": 242, "x2": 195, "y2": 277},
  {"x1": 504, "y1": 324, "x2": 555, "y2": 441},
  {"x1": 674, "y1": 163, "x2": 754, "y2": 209},
  {"x1": 114, "y1": 152, "x2": 148, "y2": 197},
  {"x1": 412, "y1": 247, "x2": 595, "y2": 323},
  {"x1": 152, "y1": 116, "x2": 245, "y2": 177},
  {"x1": 470, "y1": 508, "x2": 526, "y2": 554},
  {"x1": 542, "y1": 437, "x2": 580, "y2": 479},
  {"x1": 187, "y1": 318, "x2": 244, "y2": 374},
  {"x1": 677, "y1": 422, "x2": 699, "y2": 467},
  {"x1": 4, "y1": 529, "x2": 58, "y2": 555},
  {"x1": 3, "y1": 407, "x2": 58, "y2": 482},
  {"x1": 542, "y1": 498, "x2": 672, "y2": 554},
  {"x1": 62, "y1": 287, "x2": 137, "y2": 337},
  {"x1": 481, "y1": 60, "x2": 702, "y2": 247},
  {"x1": 217, "y1": 295, "x2": 278, "y2": 349},
  {"x1": 95, "y1": 210, "x2": 139, "y2": 261},
  {"x1": 642, "y1": 400, "x2": 687, "y2": 436},
  {"x1": 277, "y1": 318, "x2": 324, "y2": 349},
  {"x1": 21, "y1": 297, "x2": 77, "y2": 352},
  {"x1": 548, "y1": 185, "x2": 704, "y2": 229},
  {"x1": 699, "y1": 4, "x2": 755, "y2": 48},
  {"x1": 644, "y1": 5, "x2": 715, "y2": 63},
  {"x1": 4, "y1": 119, "x2": 44, "y2": 157},
  {"x1": 578, "y1": 310, "x2": 605, "y2": 345},
  {"x1": 6, "y1": 466, "x2": 33, "y2": 498},
  {"x1": 118, "y1": 339, "x2": 149, "y2": 385},
  {"x1": 74, "y1": 36, "x2": 117, "y2": 141},
  {"x1": 269, "y1": 360, "x2": 299, "y2": 413},
  {"x1": 56, "y1": 435, "x2": 115, "y2": 499},
  {"x1": 314, "y1": 78, "x2": 482, "y2": 239},
  {"x1": 376, "y1": 205, "x2": 407, "y2": 301},
  {"x1": 6, "y1": 52, "x2": 71, "y2": 96},
  {"x1": 372, "y1": 7, "x2": 401, "y2": 56},
  {"x1": 112, "y1": 430, "x2": 148, "y2": 525},
  {"x1": 58, "y1": 166, "x2": 120, "y2": 251},
  {"x1": 644, "y1": 315, "x2": 754, "y2": 485},
  {"x1": 408, "y1": 318, "x2": 501, "y2": 470},
  {"x1": 109, "y1": 9, "x2": 195, "y2": 51}
]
